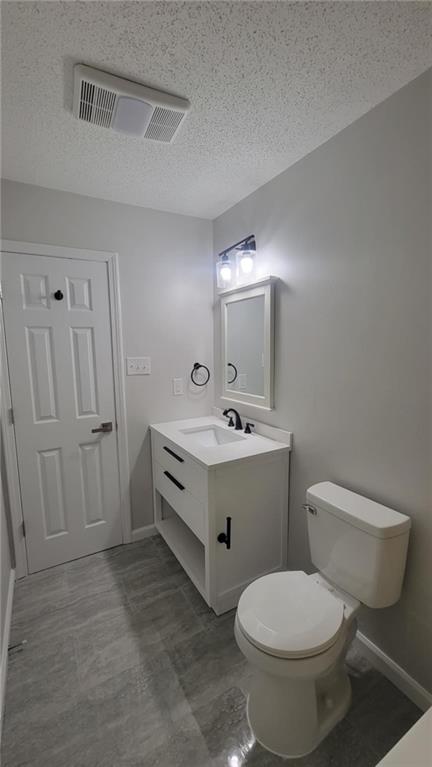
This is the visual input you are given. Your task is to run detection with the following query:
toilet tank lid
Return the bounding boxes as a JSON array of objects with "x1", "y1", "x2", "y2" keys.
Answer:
[{"x1": 306, "y1": 482, "x2": 411, "y2": 539}]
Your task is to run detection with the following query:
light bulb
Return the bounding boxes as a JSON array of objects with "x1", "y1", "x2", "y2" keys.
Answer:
[
  {"x1": 217, "y1": 253, "x2": 233, "y2": 288},
  {"x1": 220, "y1": 263, "x2": 232, "y2": 282},
  {"x1": 236, "y1": 239, "x2": 256, "y2": 282},
  {"x1": 240, "y1": 253, "x2": 254, "y2": 273}
]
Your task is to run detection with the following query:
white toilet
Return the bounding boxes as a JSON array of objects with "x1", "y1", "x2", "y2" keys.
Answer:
[{"x1": 235, "y1": 481, "x2": 411, "y2": 759}]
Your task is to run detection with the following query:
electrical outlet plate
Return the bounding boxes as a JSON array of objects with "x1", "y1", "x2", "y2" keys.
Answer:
[{"x1": 126, "y1": 357, "x2": 151, "y2": 375}]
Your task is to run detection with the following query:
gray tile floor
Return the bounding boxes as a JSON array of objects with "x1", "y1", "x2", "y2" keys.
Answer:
[{"x1": 2, "y1": 536, "x2": 421, "y2": 767}]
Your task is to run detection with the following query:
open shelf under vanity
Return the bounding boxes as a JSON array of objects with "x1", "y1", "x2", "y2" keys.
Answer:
[{"x1": 156, "y1": 498, "x2": 206, "y2": 599}]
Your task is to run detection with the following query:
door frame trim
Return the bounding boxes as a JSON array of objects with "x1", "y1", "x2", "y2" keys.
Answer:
[
  {"x1": 1, "y1": 239, "x2": 132, "y2": 576},
  {"x1": 1, "y1": 300, "x2": 27, "y2": 578}
]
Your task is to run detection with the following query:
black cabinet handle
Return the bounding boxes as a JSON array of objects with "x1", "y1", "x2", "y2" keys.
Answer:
[
  {"x1": 217, "y1": 516, "x2": 231, "y2": 550},
  {"x1": 163, "y1": 471, "x2": 185, "y2": 491},
  {"x1": 163, "y1": 446, "x2": 184, "y2": 463}
]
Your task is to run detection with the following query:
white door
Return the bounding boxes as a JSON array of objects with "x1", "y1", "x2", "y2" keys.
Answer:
[{"x1": 2, "y1": 252, "x2": 123, "y2": 573}]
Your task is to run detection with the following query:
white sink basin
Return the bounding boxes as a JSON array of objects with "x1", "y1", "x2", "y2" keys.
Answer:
[
  {"x1": 180, "y1": 424, "x2": 245, "y2": 447},
  {"x1": 151, "y1": 416, "x2": 292, "y2": 469}
]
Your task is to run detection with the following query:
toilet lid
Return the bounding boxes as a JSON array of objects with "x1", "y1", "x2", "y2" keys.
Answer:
[{"x1": 237, "y1": 571, "x2": 345, "y2": 659}]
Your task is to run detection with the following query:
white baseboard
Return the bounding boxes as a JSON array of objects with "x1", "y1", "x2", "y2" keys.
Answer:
[
  {"x1": 0, "y1": 568, "x2": 15, "y2": 737},
  {"x1": 131, "y1": 524, "x2": 157, "y2": 542},
  {"x1": 356, "y1": 631, "x2": 432, "y2": 712}
]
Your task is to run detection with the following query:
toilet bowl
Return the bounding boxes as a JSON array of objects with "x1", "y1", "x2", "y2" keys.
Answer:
[
  {"x1": 235, "y1": 571, "x2": 359, "y2": 758},
  {"x1": 234, "y1": 481, "x2": 411, "y2": 759}
]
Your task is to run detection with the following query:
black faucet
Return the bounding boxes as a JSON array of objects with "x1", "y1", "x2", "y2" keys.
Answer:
[{"x1": 223, "y1": 408, "x2": 243, "y2": 431}]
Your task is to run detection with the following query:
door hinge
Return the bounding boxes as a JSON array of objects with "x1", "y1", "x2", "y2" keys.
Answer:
[
  {"x1": 8, "y1": 407, "x2": 14, "y2": 425},
  {"x1": 0, "y1": 280, "x2": 3, "y2": 300},
  {"x1": 22, "y1": 521, "x2": 26, "y2": 538}
]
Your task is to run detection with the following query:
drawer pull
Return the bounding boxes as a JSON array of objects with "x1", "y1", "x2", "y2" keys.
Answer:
[
  {"x1": 217, "y1": 516, "x2": 232, "y2": 550},
  {"x1": 163, "y1": 446, "x2": 184, "y2": 463},
  {"x1": 164, "y1": 471, "x2": 185, "y2": 491}
]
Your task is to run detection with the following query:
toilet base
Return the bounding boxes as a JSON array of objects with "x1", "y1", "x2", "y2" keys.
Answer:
[
  {"x1": 234, "y1": 581, "x2": 360, "y2": 760},
  {"x1": 246, "y1": 664, "x2": 352, "y2": 759}
]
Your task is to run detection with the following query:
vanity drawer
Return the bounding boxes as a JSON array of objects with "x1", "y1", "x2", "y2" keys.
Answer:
[
  {"x1": 154, "y1": 460, "x2": 206, "y2": 543},
  {"x1": 151, "y1": 431, "x2": 207, "y2": 503}
]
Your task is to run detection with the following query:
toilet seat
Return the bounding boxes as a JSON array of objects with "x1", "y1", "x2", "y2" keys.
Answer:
[{"x1": 237, "y1": 571, "x2": 345, "y2": 659}]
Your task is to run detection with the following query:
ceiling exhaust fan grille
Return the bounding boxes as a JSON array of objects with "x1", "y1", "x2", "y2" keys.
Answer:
[
  {"x1": 73, "y1": 65, "x2": 190, "y2": 142},
  {"x1": 79, "y1": 80, "x2": 116, "y2": 128},
  {"x1": 144, "y1": 107, "x2": 185, "y2": 142}
]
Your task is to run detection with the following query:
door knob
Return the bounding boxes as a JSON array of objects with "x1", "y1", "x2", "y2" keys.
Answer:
[{"x1": 91, "y1": 421, "x2": 113, "y2": 434}]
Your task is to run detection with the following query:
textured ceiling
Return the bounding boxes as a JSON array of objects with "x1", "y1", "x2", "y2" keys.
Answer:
[{"x1": 2, "y1": 1, "x2": 431, "y2": 219}]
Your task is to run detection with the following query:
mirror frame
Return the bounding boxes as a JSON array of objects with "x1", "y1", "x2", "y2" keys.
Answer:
[{"x1": 220, "y1": 276, "x2": 276, "y2": 411}]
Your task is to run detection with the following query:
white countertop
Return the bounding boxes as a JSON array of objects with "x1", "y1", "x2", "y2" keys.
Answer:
[
  {"x1": 377, "y1": 707, "x2": 432, "y2": 766},
  {"x1": 150, "y1": 416, "x2": 291, "y2": 469}
]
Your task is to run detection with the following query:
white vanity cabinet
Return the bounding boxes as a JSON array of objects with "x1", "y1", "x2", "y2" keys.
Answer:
[{"x1": 150, "y1": 416, "x2": 291, "y2": 614}]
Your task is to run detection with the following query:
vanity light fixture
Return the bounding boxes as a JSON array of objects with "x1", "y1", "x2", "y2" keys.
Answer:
[{"x1": 217, "y1": 234, "x2": 257, "y2": 290}]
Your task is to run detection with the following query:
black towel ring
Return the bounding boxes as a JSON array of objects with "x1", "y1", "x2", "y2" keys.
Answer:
[
  {"x1": 227, "y1": 362, "x2": 238, "y2": 385},
  {"x1": 191, "y1": 362, "x2": 210, "y2": 387}
]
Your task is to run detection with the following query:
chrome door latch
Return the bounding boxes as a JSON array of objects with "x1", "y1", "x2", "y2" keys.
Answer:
[{"x1": 302, "y1": 503, "x2": 317, "y2": 515}]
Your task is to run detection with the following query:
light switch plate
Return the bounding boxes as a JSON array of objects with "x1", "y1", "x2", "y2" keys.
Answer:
[
  {"x1": 173, "y1": 377, "x2": 183, "y2": 396},
  {"x1": 126, "y1": 357, "x2": 151, "y2": 375}
]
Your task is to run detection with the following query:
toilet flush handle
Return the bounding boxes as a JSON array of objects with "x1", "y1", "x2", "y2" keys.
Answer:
[{"x1": 302, "y1": 504, "x2": 317, "y2": 515}]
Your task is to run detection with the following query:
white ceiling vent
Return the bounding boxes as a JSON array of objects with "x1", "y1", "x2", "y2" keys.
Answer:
[{"x1": 73, "y1": 65, "x2": 190, "y2": 142}]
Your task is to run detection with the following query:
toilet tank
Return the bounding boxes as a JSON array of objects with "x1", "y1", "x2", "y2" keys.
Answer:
[{"x1": 306, "y1": 482, "x2": 411, "y2": 608}]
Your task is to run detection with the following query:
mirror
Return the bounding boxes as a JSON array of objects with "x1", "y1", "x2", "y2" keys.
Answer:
[
  {"x1": 226, "y1": 295, "x2": 265, "y2": 395},
  {"x1": 221, "y1": 278, "x2": 275, "y2": 410}
]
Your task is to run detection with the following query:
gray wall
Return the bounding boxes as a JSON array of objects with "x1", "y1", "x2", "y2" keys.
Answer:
[
  {"x1": 1, "y1": 181, "x2": 214, "y2": 531},
  {"x1": 214, "y1": 70, "x2": 432, "y2": 691}
]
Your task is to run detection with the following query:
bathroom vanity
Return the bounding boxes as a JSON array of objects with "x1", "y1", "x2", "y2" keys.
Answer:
[{"x1": 150, "y1": 416, "x2": 291, "y2": 614}]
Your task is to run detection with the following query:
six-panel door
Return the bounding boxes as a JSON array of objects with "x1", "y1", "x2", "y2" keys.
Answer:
[{"x1": 2, "y1": 252, "x2": 122, "y2": 572}]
